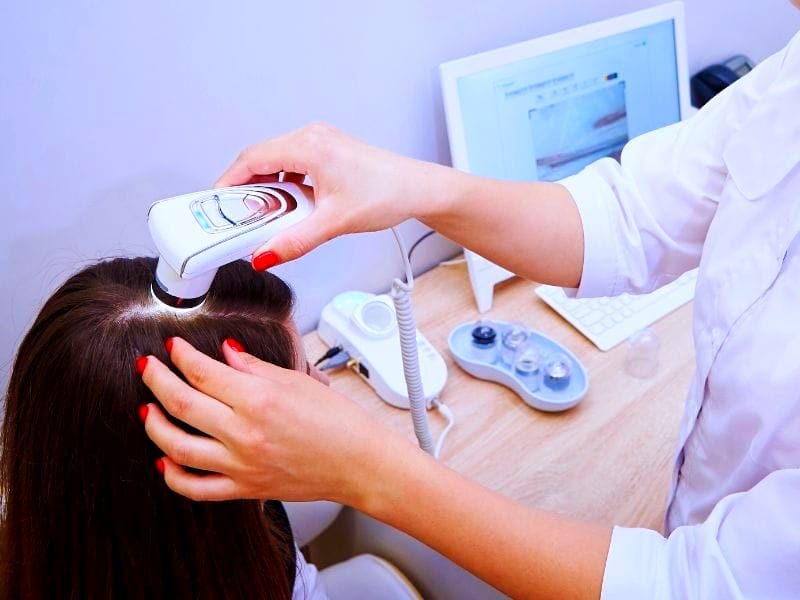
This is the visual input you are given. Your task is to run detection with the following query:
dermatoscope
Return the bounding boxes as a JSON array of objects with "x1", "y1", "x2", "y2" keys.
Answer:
[{"x1": 148, "y1": 183, "x2": 440, "y2": 455}]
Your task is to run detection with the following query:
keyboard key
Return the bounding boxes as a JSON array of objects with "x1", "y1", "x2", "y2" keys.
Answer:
[
  {"x1": 572, "y1": 305, "x2": 591, "y2": 318},
  {"x1": 581, "y1": 311, "x2": 605, "y2": 326}
]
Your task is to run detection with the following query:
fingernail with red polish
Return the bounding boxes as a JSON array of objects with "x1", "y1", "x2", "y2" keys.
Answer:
[
  {"x1": 155, "y1": 458, "x2": 165, "y2": 475},
  {"x1": 166, "y1": 337, "x2": 176, "y2": 354},
  {"x1": 136, "y1": 356, "x2": 148, "y2": 375},
  {"x1": 138, "y1": 404, "x2": 149, "y2": 424},
  {"x1": 225, "y1": 337, "x2": 245, "y2": 352},
  {"x1": 252, "y1": 251, "x2": 280, "y2": 272}
]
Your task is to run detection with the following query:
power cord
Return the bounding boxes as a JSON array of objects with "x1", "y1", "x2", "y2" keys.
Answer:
[
  {"x1": 314, "y1": 345, "x2": 344, "y2": 367},
  {"x1": 432, "y1": 398, "x2": 456, "y2": 459},
  {"x1": 407, "y1": 230, "x2": 437, "y2": 264},
  {"x1": 318, "y1": 351, "x2": 351, "y2": 372}
]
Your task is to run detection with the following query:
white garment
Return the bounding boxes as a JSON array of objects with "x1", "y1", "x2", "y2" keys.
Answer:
[
  {"x1": 560, "y1": 30, "x2": 800, "y2": 599},
  {"x1": 294, "y1": 547, "x2": 329, "y2": 599},
  {"x1": 293, "y1": 550, "x2": 423, "y2": 599}
]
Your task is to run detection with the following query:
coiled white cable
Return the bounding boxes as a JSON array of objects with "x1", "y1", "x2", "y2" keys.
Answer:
[{"x1": 389, "y1": 227, "x2": 454, "y2": 457}]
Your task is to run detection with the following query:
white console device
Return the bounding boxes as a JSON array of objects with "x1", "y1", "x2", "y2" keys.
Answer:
[{"x1": 318, "y1": 291, "x2": 448, "y2": 409}]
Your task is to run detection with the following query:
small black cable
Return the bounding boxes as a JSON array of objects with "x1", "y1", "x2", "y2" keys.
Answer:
[
  {"x1": 407, "y1": 230, "x2": 437, "y2": 264},
  {"x1": 314, "y1": 345, "x2": 343, "y2": 367},
  {"x1": 319, "y1": 351, "x2": 351, "y2": 371}
]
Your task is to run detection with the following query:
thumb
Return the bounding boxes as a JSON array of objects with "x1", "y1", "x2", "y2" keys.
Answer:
[{"x1": 251, "y1": 207, "x2": 337, "y2": 269}]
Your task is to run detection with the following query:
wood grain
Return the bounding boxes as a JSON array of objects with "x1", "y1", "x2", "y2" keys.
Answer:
[{"x1": 303, "y1": 262, "x2": 694, "y2": 530}]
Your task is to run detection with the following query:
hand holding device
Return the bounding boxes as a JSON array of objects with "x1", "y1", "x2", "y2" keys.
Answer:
[{"x1": 214, "y1": 123, "x2": 448, "y2": 266}]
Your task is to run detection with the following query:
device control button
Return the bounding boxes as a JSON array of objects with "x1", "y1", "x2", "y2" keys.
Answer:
[
  {"x1": 360, "y1": 300, "x2": 395, "y2": 334},
  {"x1": 243, "y1": 194, "x2": 265, "y2": 212},
  {"x1": 217, "y1": 192, "x2": 260, "y2": 223},
  {"x1": 353, "y1": 297, "x2": 396, "y2": 338}
]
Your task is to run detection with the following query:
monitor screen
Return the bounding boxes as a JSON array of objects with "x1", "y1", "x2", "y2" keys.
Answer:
[{"x1": 455, "y1": 19, "x2": 681, "y2": 181}]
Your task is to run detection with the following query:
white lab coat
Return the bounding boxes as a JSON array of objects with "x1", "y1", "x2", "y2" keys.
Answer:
[{"x1": 560, "y1": 30, "x2": 800, "y2": 599}]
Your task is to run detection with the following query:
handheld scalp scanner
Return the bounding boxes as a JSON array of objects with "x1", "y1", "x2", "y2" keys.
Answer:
[
  {"x1": 147, "y1": 183, "x2": 444, "y2": 456},
  {"x1": 148, "y1": 182, "x2": 313, "y2": 308}
]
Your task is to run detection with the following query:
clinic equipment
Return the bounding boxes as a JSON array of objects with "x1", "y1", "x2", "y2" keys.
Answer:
[
  {"x1": 448, "y1": 320, "x2": 588, "y2": 412},
  {"x1": 148, "y1": 183, "x2": 314, "y2": 309},
  {"x1": 318, "y1": 291, "x2": 448, "y2": 409},
  {"x1": 148, "y1": 184, "x2": 445, "y2": 456},
  {"x1": 439, "y1": 2, "x2": 697, "y2": 350},
  {"x1": 317, "y1": 289, "x2": 454, "y2": 458}
]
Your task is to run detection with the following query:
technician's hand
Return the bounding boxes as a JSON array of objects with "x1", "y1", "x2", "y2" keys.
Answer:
[
  {"x1": 214, "y1": 123, "x2": 457, "y2": 268},
  {"x1": 138, "y1": 337, "x2": 415, "y2": 504}
]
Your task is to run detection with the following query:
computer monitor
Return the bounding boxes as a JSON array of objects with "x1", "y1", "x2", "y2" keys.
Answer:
[{"x1": 440, "y1": 1, "x2": 690, "y2": 312}]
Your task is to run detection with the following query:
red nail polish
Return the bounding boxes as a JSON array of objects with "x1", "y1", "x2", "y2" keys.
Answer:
[
  {"x1": 155, "y1": 458, "x2": 165, "y2": 475},
  {"x1": 225, "y1": 337, "x2": 245, "y2": 352},
  {"x1": 136, "y1": 356, "x2": 148, "y2": 375},
  {"x1": 252, "y1": 251, "x2": 280, "y2": 271},
  {"x1": 138, "y1": 404, "x2": 149, "y2": 424},
  {"x1": 165, "y1": 337, "x2": 175, "y2": 353}
]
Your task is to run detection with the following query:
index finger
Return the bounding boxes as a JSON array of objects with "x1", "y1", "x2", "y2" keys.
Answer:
[
  {"x1": 214, "y1": 129, "x2": 309, "y2": 188},
  {"x1": 140, "y1": 355, "x2": 236, "y2": 440},
  {"x1": 166, "y1": 337, "x2": 260, "y2": 409}
]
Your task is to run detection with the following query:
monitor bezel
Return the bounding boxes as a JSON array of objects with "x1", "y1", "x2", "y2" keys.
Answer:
[{"x1": 439, "y1": 1, "x2": 690, "y2": 174}]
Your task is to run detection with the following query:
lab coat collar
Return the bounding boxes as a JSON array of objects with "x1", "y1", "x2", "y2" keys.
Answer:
[{"x1": 722, "y1": 69, "x2": 800, "y2": 200}]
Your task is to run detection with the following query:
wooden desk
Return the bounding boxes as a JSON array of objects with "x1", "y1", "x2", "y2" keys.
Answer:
[{"x1": 303, "y1": 263, "x2": 695, "y2": 530}]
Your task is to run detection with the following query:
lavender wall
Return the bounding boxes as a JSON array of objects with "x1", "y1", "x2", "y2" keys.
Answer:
[{"x1": 1, "y1": 1, "x2": 797, "y2": 386}]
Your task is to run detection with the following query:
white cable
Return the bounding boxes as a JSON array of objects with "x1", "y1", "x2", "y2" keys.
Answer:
[
  {"x1": 389, "y1": 227, "x2": 435, "y2": 455},
  {"x1": 432, "y1": 399, "x2": 456, "y2": 460},
  {"x1": 391, "y1": 227, "x2": 415, "y2": 286}
]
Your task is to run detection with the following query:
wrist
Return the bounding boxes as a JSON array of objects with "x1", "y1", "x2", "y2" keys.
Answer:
[
  {"x1": 401, "y1": 158, "x2": 476, "y2": 226},
  {"x1": 348, "y1": 432, "x2": 438, "y2": 519}
]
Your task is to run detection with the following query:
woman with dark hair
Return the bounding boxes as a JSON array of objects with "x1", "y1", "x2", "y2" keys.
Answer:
[{"x1": 0, "y1": 257, "x2": 324, "y2": 598}]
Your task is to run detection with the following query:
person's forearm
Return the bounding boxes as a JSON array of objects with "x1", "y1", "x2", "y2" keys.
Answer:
[
  {"x1": 414, "y1": 161, "x2": 584, "y2": 287},
  {"x1": 356, "y1": 442, "x2": 611, "y2": 599}
]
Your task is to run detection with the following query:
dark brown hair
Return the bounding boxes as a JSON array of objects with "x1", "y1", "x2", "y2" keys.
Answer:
[{"x1": 1, "y1": 257, "x2": 298, "y2": 599}]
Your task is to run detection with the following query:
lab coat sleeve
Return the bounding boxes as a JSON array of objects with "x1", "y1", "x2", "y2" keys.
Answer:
[
  {"x1": 559, "y1": 35, "x2": 794, "y2": 298},
  {"x1": 601, "y1": 468, "x2": 800, "y2": 599}
]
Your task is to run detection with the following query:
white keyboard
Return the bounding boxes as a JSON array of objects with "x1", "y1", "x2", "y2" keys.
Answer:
[{"x1": 535, "y1": 269, "x2": 697, "y2": 351}]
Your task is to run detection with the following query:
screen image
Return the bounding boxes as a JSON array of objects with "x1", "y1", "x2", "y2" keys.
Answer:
[
  {"x1": 455, "y1": 19, "x2": 680, "y2": 181},
  {"x1": 528, "y1": 76, "x2": 629, "y2": 181}
]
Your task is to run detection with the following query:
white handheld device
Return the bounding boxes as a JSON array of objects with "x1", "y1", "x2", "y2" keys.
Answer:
[
  {"x1": 148, "y1": 182, "x2": 313, "y2": 308},
  {"x1": 318, "y1": 291, "x2": 448, "y2": 409}
]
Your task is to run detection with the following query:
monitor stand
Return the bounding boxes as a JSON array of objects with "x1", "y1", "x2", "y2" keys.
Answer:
[{"x1": 465, "y1": 249, "x2": 514, "y2": 313}]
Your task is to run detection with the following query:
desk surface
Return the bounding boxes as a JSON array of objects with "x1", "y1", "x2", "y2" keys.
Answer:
[{"x1": 303, "y1": 263, "x2": 695, "y2": 530}]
